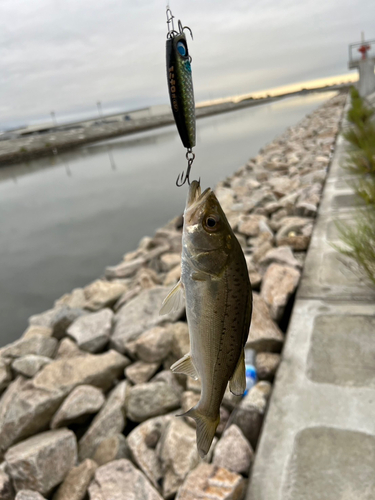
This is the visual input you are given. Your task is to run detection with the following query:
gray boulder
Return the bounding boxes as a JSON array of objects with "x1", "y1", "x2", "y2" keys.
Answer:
[
  {"x1": 158, "y1": 419, "x2": 203, "y2": 499},
  {"x1": 212, "y1": 425, "x2": 254, "y2": 475},
  {"x1": 125, "y1": 361, "x2": 160, "y2": 385},
  {"x1": 0, "y1": 358, "x2": 12, "y2": 393},
  {"x1": 0, "y1": 377, "x2": 64, "y2": 458},
  {"x1": 129, "y1": 325, "x2": 173, "y2": 363},
  {"x1": 92, "y1": 434, "x2": 130, "y2": 466},
  {"x1": 1, "y1": 335, "x2": 57, "y2": 359},
  {"x1": 255, "y1": 352, "x2": 281, "y2": 381},
  {"x1": 33, "y1": 350, "x2": 129, "y2": 394},
  {"x1": 5, "y1": 429, "x2": 77, "y2": 496},
  {"x1": 12, "y1": 355, "x2": 51, "y2": 378},
  {"x1": 54, "y1": 338, "x2": 88, "y2": 359},
  {"x1": 16, "y1": 491, "x2": 46, "y2": 500},
  {"x1": 88, "y1": 459, "x2": 163, "y2": 500},
  {"x1": 246, "y1": 293, "x2": 284, "y2": 352},
  {"x1": 127, "y1": 381, "x2": 180, "y2": 422},
  {"x1": 82, "y1": 279, "x2": 127, "y2": 311},
  {"x1": 111, "y1": 286, "x2": 185, "y2": 353},
  {"x1": 22, "y1": 326, "x2": 53, "y2": 339},
  {"x1": 175, "y1": 463, "x2": 246, "y2": 500},
  {"x1": 67, "y1": 309, "x2": 113, "y2": 353},
  {"x1": 78, "y1": 381, "x2": 128, "y2": 461},
  {"x1": 50, "y1": 385, "x2": 105, "y2": 429},
  {"x1": 50, "y1": 307, "x2": 88, "y2": 340},
  {"x1": 127, "y1": 415, "x2": 172, "y2": 489},
  {"x1": 261, "y1": 263, "x2": 301, "y2": 321},
  {"x1": 0, "y1": 469, "x2": 14, "y2": 500},
  {"x1": 52, "y1": 458, "x2": 97, "y2": 500},
  {"x1": 232, "y1": 381, "x2": 272, "y2": 449}
]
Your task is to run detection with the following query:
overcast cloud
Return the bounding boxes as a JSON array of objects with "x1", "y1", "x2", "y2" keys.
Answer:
[{"x1": 0, "y1": 0, "x2": 373, "y2": 128}]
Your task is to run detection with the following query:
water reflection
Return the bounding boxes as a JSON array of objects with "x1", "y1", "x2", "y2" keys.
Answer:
[{"x1": 0, "y1": 92, "x2": 336, "y2": 346}]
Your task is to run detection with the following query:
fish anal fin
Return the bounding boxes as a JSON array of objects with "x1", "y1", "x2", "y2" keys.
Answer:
[
  {"x1": 171, "y1": 353, "x2": 199, "y2": 380},
  {"x1": 229, "y1": 349, "x2": 246, "y2": 396},
  {"x1": 178, "y1": 407, "x2": 219, "y2": 457},
  {"x1": 159, "y1": 280, "x2": 184, "y2": 316}
]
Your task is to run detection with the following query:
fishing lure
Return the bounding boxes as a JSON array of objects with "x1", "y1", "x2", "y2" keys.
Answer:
[{"x1": 166, "y1": 8, "x2": 196, "y2": 186}]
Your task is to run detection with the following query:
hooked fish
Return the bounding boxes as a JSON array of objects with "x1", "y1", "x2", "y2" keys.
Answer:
[{"x1": 160, "y1": 181, "x2": 252, "y2": 456}]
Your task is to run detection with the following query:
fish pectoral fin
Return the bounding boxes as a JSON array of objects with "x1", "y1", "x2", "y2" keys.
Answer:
[
  {"x1": 170, "y1": 353, "x2": 199, "y2": 380},
  {"x1": 178, "y1": 407, "x2": 220, "y2": 458},
  {"x1": 159, "y1": 280, "x2": 184, "y2": 316},
  {"x1": 229, "y1": 349, "x2": 246, "y2": 396}
]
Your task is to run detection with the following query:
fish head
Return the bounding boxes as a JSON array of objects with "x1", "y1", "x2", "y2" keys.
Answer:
[{"x1": 183, "y1": 181, "x2": 235, "y2": 273}]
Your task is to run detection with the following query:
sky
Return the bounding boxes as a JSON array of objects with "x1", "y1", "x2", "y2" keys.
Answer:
[{"x1": 0, "y1": 0, "x2": 374, "y2": 129}]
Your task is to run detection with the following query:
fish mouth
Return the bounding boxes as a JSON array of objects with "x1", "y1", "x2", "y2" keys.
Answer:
[{"x1": 186, "y1": 180, "x2": 211, "y2": 210}]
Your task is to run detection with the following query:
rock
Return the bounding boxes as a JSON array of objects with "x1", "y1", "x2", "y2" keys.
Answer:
[
  {"x1": 33, "y1": 350, "x2": 129, "y2": 394},
  {"x1": 255, "y1": 352, "x2": 281, "y2": 381},
  {"x1": 50, "y1": 385, "x2": 105, "y2": 429},
  {"x1": 175, "y1": 463, "x2": 246, "y2": 500},
  {"x1": 127, "y1": 381, "x2": 180, "y2": 422},
  {"x1": 276, "y1": 216, "x2": 313, "y2": 250},
  {"x1": 28, "y1": 308, "x2": 58, "y2": 329},
  {"x1": 22, "y1": 325, "x2": 53, "y2": 339},
  {"x1": 295, "y1": 201, "x2": 317, "y2": 217},
  {"x1": 125, "y1": 361, "x2": 160, "y2": 385},
  {"x1": 1, "y1": 335, "x2": 57, "y2": 360},
  {"x1": 111, "y1": 286, "x2": 185, "y2": 353},
  {"x1": 261, "y1": 263, "x2": 301, "y2": 321},
  {"x1": 54, "y1": 288, "x2": 87, "y2": 309},
  {"x1": 105, "y1": 257, "x2": 146, "y2": 280},
  {"x1": 0, "y1": 377, "x2": 64, "y2": 457},
  {"x1": 130, "y1": 325, "x2": 173, "y2": 363},
  {"x1": 55, "y1": 338, "x2": 88, "y2": 359},
  {"x1": 158, "y1": 419, "x2": 202, "y2": 499},
  {"x1": 0, "y1": 470, "x2": 14, "y2": 500},
  {"x1": 164, "y1": 264, "x2": 181, "y2": 286},
  {"x1": 67, "y1": 309, "x2": 114, "y2": 353},
  {"x1": 252, "y1": 241, "x2": 273, "y2": 264},
  {"x1": 246, "y1": 294, "x2": 284, "y2": 352},
  {"x1": 11, "y1": 355, "x2": 51, "y2": 378},
  {"x1": 5, "y1": 428, "x2": 77, "y2": 496},
  {"x1": 15, "y1": 491, "x2": 46, "y2": 500},
  {"x1": 212, "y1": 425, "x2": 254, "y2": 475},
  {"x1": 134, "y1": 267, "x2": 161, "y2": 289},
  {"x1": 238, "y1": 214, "x2": 268, "y2": 237},
  {"x1": 53, "y1": 459, "x2": 97, "y2": 500},
  {"x1": 258, "y1": 245, "x2": 301, "y2": 274},
  {"x1": 92, "y1": 434, "x2": 130, "y2": 466},
  {"x1": 78, "y1": 381, "x2": 128, "y2": 461},
  {"x1": 151, "y1": 370, "x2": 185, "y2": 397},
  {"x1": 83, "y1": 280, "x2": 127, "y2": 311},
  {"x1": 88, "y1": 459, "x2": 163, "y2": 500},
  {"x1": 160, "y1": 253, "x2": 181, "y2": 272},
  {"x1": 51, "y1": 307, "x2": 88, "y2": 340},
  {"x1": 170, "y1": 322, "x2": 190, "y2": 360},
  {"x1": 0, "y1": 359, "x2": 12, "y2": 393},
  {"x1": 127, "y1": 415, "x2": 172, "y2": 488},
  {"x1": 232, "y1": 381, "x2": 272, "y2": 449},
  {"x1": 216, "y1": 406, "x2": 231, "y2": 436}
]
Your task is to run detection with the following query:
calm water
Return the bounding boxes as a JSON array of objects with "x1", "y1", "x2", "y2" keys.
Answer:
[{"x1": 0, "y1": 92, "x2": 336, "y2": 346}]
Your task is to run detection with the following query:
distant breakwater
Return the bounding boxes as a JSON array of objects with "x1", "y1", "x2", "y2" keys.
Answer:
[
  {"x1": 0, "y1": 92, "x2": 346, "y2": 500},
  {"x1": 0, "y1": 84, "x2": 349, "y2": 167}
]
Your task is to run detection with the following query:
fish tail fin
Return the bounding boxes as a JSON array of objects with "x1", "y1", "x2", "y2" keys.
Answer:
[{"x1": 178, "y1": 407, "x2": 220, "y2": 457}]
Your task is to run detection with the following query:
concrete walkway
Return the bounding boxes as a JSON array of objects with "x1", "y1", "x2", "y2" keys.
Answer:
[{"x1": 247, "y1": 95, "x2": 375, "y2": 500}]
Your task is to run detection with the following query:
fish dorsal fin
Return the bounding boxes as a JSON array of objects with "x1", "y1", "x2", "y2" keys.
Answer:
[
  {"x1": 159, "y1": 280, "x2": 184, "y2": 316},
  {"x1": 171, "y1": 353, "x2": 199, "y2": 380},
  {"x1": 229, "y1": 349, "x2": 246, "y2": 396}
]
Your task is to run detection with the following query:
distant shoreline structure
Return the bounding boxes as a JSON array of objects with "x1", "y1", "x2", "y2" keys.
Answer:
[{"x1": 0, "y1": 82, "x2": 351, "y2": 166}]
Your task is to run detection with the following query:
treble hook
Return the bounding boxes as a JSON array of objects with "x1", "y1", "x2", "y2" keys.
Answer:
[
  {"x1": 178, "y1": 20, "x2": 193, "y2": 40},
  {"x1": 176, "y1": 149, "x2": 196, "y2": 187}
]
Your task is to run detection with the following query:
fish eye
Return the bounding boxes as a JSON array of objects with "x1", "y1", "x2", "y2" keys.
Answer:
[
  {"x1": 177, "y1": 41, "x2": 186, "y2": 56},
  {"x1": 204, "y1": 215, "x2": 220, "y2": 232}
]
